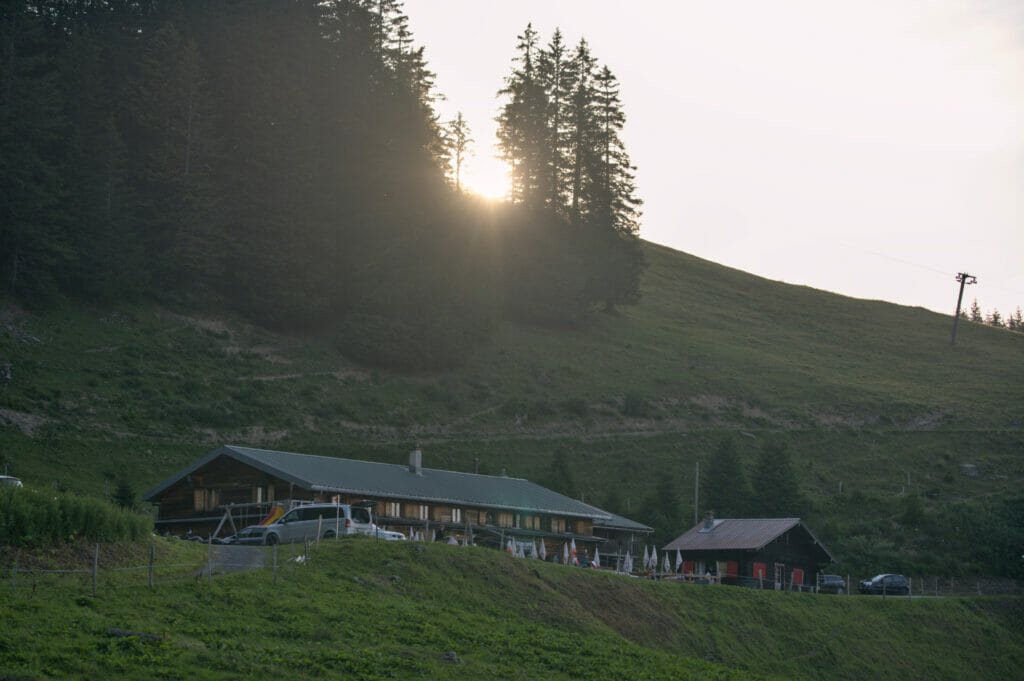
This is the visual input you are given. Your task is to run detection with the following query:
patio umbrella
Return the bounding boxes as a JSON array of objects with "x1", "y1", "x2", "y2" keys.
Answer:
[
  {"x1": 562, "y1": 542, "x2": 569, "y2": 565},
  {"x1": 624, "y1": 552, "x2": 633, "y2": 574},
  {"x1": 506, "y1": 538, "x2": 515, "y2": 555},
  {"x1": 529, "y1": 540, "x2": 538, "y2": 559},
  {"x1": 592, "y1": 547, "x2": 601, "y2": 568},
  {"x1": 675, "y1": 550, "x2": 682, "y2": 572},
  {"x1": 570, "y1": 538, "x2": 578, "y2": 566},
  {"x1": 539, "y1": 540, "x2": 547, "y2": 561},
  {"x1": 662, "y1": 552, "x2": 670, "y2": 573},
  {"x1": 651, "y1": 547, "x2": 658, "y2": 572},
  {"x1": 642, "y1": 545, "x2": 650, "y2": 570}
]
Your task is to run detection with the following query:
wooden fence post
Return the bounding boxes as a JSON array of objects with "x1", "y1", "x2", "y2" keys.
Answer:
[
  {"x1": 11, "y1": 549, "x2": 19, "y2": 593},
  {"x1": 92, "y1": 544, "x2": 99, "y2": 597}
]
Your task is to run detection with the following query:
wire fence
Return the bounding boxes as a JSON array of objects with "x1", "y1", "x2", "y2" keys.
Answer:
[
  {"x1": 4, "y1": 539, "x2": 1020, "y2": 600},
  {"x1": 2, "y1": 540, "x2": 319, "y2": 599}
]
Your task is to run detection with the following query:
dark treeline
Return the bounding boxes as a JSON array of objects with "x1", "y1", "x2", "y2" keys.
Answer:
[{"x1": 1, "y1": 1, "x2": 644, "y2": 369}]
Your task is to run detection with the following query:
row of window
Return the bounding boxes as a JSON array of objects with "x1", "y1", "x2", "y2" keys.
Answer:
[{"x1": 192, "y1": 487, "x2": 579, "y2": 533}]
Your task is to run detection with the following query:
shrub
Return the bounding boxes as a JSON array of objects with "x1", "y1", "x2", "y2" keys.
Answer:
[{"x1": 0, "y1": 486, "x2": 150, "y2": 547}]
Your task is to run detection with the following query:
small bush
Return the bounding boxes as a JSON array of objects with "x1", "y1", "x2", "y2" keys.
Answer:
[{"x1": 0, "y1": 486, "x2": 150, "y2": 547}]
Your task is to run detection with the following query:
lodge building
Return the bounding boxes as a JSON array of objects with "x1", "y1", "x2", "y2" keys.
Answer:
[
  {"x1": 142, "y1": 444, "x2": 652, "y2": 558},
  {"x1": 662, "y1": 512, "x2": 834, "y2": 589}
]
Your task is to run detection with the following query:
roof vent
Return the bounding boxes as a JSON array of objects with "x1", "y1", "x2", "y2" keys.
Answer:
[{"x1": 409, "y1": 446, "x2": 423, "y2": 476}]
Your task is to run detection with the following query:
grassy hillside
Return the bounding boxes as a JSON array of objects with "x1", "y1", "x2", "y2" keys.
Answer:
[
  {"x1": 1, "y1": 538, "x2": 1021, "y2": 681},
  {"x1": 0, "y1": 242, "x2": 1021, "y2": 578}
]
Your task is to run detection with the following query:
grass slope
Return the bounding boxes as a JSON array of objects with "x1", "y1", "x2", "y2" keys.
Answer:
[
  {"x1": 1, "y1": 539, "x2": 1021, "y2": 681},
  {"x1": 0, "y1": 242, "x2": 1021, "y2": 577}
]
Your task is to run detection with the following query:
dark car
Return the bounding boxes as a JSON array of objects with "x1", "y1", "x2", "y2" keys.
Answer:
[
  {"x1": 217, "y1": 526, "x2": 267, "y2": 546},
  {"x1": 858, "y1": 573, "x2": 910, "y2": 595},
  {"x1": 819, "y1": 574, "x2": 846, "y2": 594}
]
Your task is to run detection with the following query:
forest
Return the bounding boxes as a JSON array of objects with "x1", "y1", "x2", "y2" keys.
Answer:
[{"x1": 1, "y1": 0, "x2": 645, "y2": 369}]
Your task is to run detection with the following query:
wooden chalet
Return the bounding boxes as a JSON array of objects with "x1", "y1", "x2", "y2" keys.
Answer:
[
  {"x1": 661, "y1": 513, "x2": 834, "y2": 590},
  {"x1": 142, "y1": 445, "x2": 646, "y2": 556}
]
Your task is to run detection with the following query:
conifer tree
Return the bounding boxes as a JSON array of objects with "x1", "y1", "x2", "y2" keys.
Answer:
[
  {"x1": 704, "y1": 436, "x2": 750, "y2": 517},
  {"x1": 496, "y1": 24, "x2": 549, "y2": 207},
  {"x1": 969, "y1": 298, "x2": 983, "y2": 322},
  {"x1": 565, "y1": 37, "x2": 598, "y2": 224},
  {"x1": 537, "y1": 28, "x2": 572, "y2": 213},
  {"x1": 749, "y1": 438, "x2": 805, "y2": 518},
  {"x1": 0, "y1": 5, "x2": 70, "y2": 302},
  {"x1": 584, "y1": 63, "x2": 644, "y2": 310},
  {"x1": 444, "y1": 112, "x2": 473, "y2": 192}
]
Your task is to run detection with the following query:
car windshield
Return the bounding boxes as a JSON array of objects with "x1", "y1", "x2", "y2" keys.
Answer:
[
  {"x1": 351, "y1": 507, "x2": 370, "y2": 523},
  {"x1": 871, "y1": 574, "x2": 888, "y2": 581}
]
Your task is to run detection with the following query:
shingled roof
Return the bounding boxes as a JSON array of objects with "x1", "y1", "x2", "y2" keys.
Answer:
[
  {"x1": 143, "y1": 445, "x2": 611, "y2": 520},
  {"x1": 661, "y1": 517, "x2": 834, "y2": 561}
]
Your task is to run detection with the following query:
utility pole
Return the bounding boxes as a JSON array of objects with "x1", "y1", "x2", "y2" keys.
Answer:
[
  {"x1": 693, "y1": 461, "x2": 699, "y2": 526},
  {"x1": 950, "y1": 272, "x2": 977, "y2": 347}
]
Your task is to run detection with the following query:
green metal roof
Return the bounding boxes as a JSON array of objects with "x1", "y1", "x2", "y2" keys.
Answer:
[{"x1": 143, "y1": 445, "x2": 614, "y2": 521}]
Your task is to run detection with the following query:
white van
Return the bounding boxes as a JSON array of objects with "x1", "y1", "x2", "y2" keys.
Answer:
[
  {"x1": 255, "y1": 503, "x2": 374, "y2": 545},
  {"x1": 0, "y1": 475, "x2": 23, "y2": 489}
]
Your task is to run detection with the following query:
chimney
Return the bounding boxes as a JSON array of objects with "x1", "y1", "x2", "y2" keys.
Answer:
[
  {"x1": 703, "y1": 511, "x2": 715, "y2": 530},
  {"x1": 409, "y1": 446, "x2": 422, "y2": 475}
]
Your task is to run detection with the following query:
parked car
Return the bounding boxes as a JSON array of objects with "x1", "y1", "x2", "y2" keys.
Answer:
[
  {"x1": 370, "y1": 527, "x2": 408, "y2": 541},
  {"x1": 819, "y1": 574, "x2": 846, "y2": 594},
  {"x1": 858, "y1": 573, "x2": 910, "y2": 595},
  {"x1": 249, "y1": 503, "x2": 376, "y2": 545},
  {"x1": 216, "y1": 526, "x2": 267, "y2": 545},
  {"x1": 0, "y1": 475, "x2": 23, "y2": 489}
]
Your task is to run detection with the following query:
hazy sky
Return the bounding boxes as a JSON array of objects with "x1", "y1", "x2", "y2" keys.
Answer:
[{"x1": 404, "y1": 1, "x2": 1023, "y2": 318}]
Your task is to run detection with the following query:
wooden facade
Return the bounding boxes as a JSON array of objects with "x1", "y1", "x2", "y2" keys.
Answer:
[
  {"x1": 662, "y1": 515, "x2": 834, "y2": 590},
  {"x1": 143, "y1": 446, "x2": 638, "y2": 558}
]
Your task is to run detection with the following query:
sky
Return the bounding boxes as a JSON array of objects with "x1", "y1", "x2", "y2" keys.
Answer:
[{"x1": 404, "y1": 1, "x2": 1023, "y2": 318}]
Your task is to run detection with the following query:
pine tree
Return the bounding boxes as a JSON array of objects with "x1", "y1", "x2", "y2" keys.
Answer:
[
  {"x1": 704, "y1": 436, "x2": 750, "y2": 517},
  {"x1": 1008, "y1": 307, "x2": 1023, "y2": 332},
  {"x1": 496, "y1": 24, "x2": 549, "y2": 207},
  {"x1": 0, "y1": 5, "x2": 70, "y2": 302},
  {"x1": 969, "y1": 298, "x2": 983, "y2": 322},
  {"x1": 444, "y1": 112, "x2": 473, "y2": 192},
  {"x1": 537, "y1": 28, "x2": 572, "y2": 213},
  {"x1": 565, "y1": 38, "x2": 598, "y2": 224},
  {"x1": 749, "y1": 438, "x2": 805, "y2": 518},
  {"x1": 583, "y1": 64, "x2": 644, "y2": 310},
  {"x1": 986, "y1": 308, "x2": 1004, "y2": 328}
]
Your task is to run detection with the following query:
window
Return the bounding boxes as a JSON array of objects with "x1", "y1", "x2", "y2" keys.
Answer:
[
  {"x1": 413, "y1": 504, "x2": 429, "y2": 520},
  {"x1": 384, "y1": 502, "x2": 401, "y2": 517},
  {"x1": 193, "y1": 488, "x2": 219, "y2": 512},
  {"x1": 452, "y1": 508, "x2": 462, "y2": 523}
]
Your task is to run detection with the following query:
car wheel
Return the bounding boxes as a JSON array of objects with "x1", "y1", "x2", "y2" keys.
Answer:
[
  {"x1": 836, "y1": 587, "x2": 844, "y2": 595},
  {"x1": 323, "y1": 530, "x2": 335, "y2": 539},
  {"x1": 265, "y1": 533, "x2": 278, "y2": 546}
]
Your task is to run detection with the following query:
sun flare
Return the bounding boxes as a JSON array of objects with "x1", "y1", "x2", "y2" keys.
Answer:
[{"x1": 461, "y1": 158, "x2": 511, "y2": 200}]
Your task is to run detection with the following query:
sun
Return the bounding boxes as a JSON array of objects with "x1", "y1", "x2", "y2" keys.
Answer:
[{"x1": 461, "y1": 158, "x2": 511, "y2": 200}]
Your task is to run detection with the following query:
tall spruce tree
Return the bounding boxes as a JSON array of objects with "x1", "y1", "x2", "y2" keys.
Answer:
[
  {"x1": 537, "y1": 28, "x2": 572, "y2": 213},
  {"x1": 0, "y1": 5, "x2": 70, "y2": 302},
  {"x1": 704, "y1": 436, "x2": 750, "y2": 517},
  {"x1": 749, "y1": 438, "x2": 805, "y2": 518},
  {"x1": 444, "y1": 112, "x2": 473, "y2": 192},
  {"x1": 496, "y1": 24, "x2": 549, "y2": 207},
  {"x1": 584, "y1": 64, "x2": 644, "y2": 310}
]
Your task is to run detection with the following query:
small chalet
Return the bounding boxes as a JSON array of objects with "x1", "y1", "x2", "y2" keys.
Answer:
[
  {"x1": 661, "y1": 513, "x2": 834, "y2": 590},
  {"x1": 142, "y1": 444, "x2": 645, "y2": 557}
]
